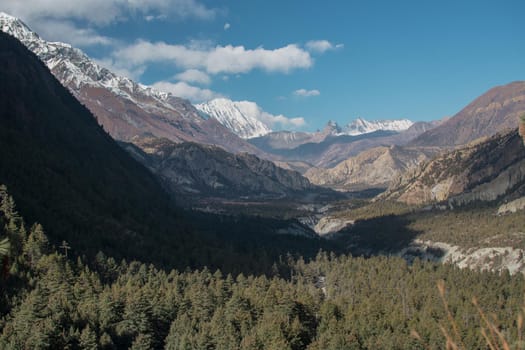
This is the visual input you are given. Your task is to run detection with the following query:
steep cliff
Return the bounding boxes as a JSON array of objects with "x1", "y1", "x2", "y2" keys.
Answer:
[{"x1": 381, "y1": 130, "x2": 525, "y2": 206}]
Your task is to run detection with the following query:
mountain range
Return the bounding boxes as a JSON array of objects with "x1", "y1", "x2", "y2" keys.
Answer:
[
  {"x1": 1, "y1": 12, "x2": 332, "y2": 202},
  {"x1": 122, "y1": 137, "x2": 318, "y2": 201},
  {"x1": 0, "y1": 12, "x2": 419, "y2": 160},
  {"x1": 0, "y1": 12, "x2": 263, "y2": 157},
  {"x1": 195, "y1": 96, "x2": 415, "y2": 140},
  {"x1": 0, "y1": 30, "x2": 330, "y2": 271},
  {"x1": 0, "y1": 30, "x2": 189, "y2": 262},
  {"x1": 251, "y1": 121, "x2": 438, "y2": 168},
  {"x1": 2, "y1": 11, "x2": 525, "y2": 207},
  {"x1": 336, "y1": 117, "x2": 414, "y2": 136},
  {"x1": 195, "y1": 98, "x2": 272, "y2": 139}
]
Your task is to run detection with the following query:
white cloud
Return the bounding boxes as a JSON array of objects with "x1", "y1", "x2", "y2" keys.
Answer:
[
  {"x1": 152, "y1": 81, "x2": 221, "y2": 102},
  {"x1": 2, "y1": 0, "x2": 216, "y2": 26},
  {"x1": 94, "y1": 58, "x2": 146, "y2": 80},
  {"x1": 144, "y1": 14, "x2": 167, "y2": 22},
  {"x1": 175, "y1": 69, "x2": 211, "y2": 85},
  {"x1": 234, "y1": 101, "x2": 306, "y2": 129},
  {"x1": 224, "y1": 22, "x2": 230, "y2": 30},
  {"x1": 294, "y1": 89, "x2": 320, "y2": 97},
  {"x1": 305, "y1": 40, "x2": 344, "y2": 53},
  {"x1": 112, "y1": 40, "x2": 313, "y2": 75},
  {"x1": 30, "y1": 19, "x2": 114, "y2": 47}
]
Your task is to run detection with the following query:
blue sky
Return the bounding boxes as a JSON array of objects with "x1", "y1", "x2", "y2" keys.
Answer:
[{"x1": 2, "y1": 0, "x2": 524, "y2": 131}]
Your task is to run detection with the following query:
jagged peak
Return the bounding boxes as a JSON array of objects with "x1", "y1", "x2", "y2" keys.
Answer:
[
  {"x1": 195, "y1": 98, "x2": 272, "y2": 139},
  {"x1": 341, "y1": 117, "x2": 413, "y2": 136},
  {"x1": 0, "y1": 12, "x2": 40, "y2": 41},
  {"x1": 0, "y1": 13, "x2": 199, "y2": 111},
  {"x1": 0, "y1": 11, "x2": 19, "y2": 22}
]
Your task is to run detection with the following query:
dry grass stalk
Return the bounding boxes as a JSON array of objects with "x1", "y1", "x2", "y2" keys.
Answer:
[{"x1": 412, "y1": 281, "x2": 522, "y2": 350}]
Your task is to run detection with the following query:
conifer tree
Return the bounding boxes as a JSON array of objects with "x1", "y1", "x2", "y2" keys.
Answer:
[{"x1": 79, "y1": 325, "x2": 98, "y2": 350}]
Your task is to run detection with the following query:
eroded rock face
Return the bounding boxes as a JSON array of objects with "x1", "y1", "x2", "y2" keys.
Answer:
[
  {"x1": 123, "y1": 137, "x2": 315, "y2": 199},
  {"x1": 498, "y1": 197, "x2": 525, "y2": 215},
  {"x1": 400, "y1": 239, "x2": 525, "y2": 275},
  {"x1": 305, "y1": 146, "x2": 435, "y2": 191},
  {"x1": 519, "y1": 121, "x2": 525, "y2": 145},
  {"x1": 313, "y1": 217, "x2": 354, "y2": 236},
  {"x1": 381, "y1": 130, "x2": 525, "y2": 206}
]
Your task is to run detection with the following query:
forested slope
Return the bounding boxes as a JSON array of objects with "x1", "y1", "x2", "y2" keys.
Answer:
[{"x1": 0, "y1": 189, "x2": 523, "y2": 349}]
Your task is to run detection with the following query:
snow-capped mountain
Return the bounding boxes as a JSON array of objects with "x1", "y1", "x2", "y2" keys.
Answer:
[
  {"x1": 0, "y1": 12, "x2": 263, "y2": 155},
  {"x1": 0, "y1": 12, "x2": 172, "y2": 107},
  {"x1": 196, "y1": 98, "x2": 272, "y2": 139},
  {"x1": 339, "y1": 118, "x2": 414, "y2": 136}
]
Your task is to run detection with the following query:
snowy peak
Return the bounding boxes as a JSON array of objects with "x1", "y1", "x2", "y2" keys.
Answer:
[
  {"x1": 196, "y1": 98, "x2": 272, "y2": 139},
  {"x1": 0, "y1": 12, "x2": 267, "y2": 156},
  {"x1": 0, "y1": 12, "x2": 193, "y2": 116},
  {"x1": 0, "y1": 12, "x2": 38, "y2": 42},
  {"x1": 340, "y1": 118, "x2": 413, "y2": 136}
]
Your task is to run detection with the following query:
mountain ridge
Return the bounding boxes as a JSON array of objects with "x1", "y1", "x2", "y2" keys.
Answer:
[
  {"x1": 0, "y1": 12, "x2": 264, "y2": 156},
  {"x1": 0, "y1": 30, "x2": 192, "y2": 263},
  {"x1": 195, "y1": 98, "x2": 272, "y2": 139},
  {"x1": 410, "y1": 81, "x2": 525, "y2": 147},
  {"x1": 122, "y1": 137, "x2": 319, "y2": 201},
  {"x1": 305, "y1": 145, "x2": 437, "y2": 191},
  {"x1": 381, "y1": 129, "x2": 525, "y2": 205}
]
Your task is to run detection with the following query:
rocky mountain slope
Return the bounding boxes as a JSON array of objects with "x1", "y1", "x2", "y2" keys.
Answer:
[
  {"x1": 411, "y1": 81, "x2": 525, "y2": 147},
  {"x1": 195, "y1": 98, "x2": 272, "y2": 139},
  {"x1": 381, "y1": 129, "x2": 525, "y2": 205},
  {"x1": 249, "y1": 122, "x2": 338, "y2": 152},
  {"x1": 0, "y1": 30, "x2": 334, "y2": 271},
  {"x1": 0, "y1": 12, "x2": 263, "y2": 156},
  {"x1": 0, "y1": 30, "x2": 192, "y2": 261},
  {"x1": 123, "y1": 137, "x2": 317, "y2": 200},
  {"x1": 305, "y1": 145, "x2": 436, "y2": 191}
]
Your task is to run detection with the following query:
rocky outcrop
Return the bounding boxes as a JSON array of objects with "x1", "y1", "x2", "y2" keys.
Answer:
[
  {"x1": 519, "y1": 115, "x2": 525, "y2": 144},
  {"x1": 305, "y1": 145, "x2": 436, "y2": 191},
  {"x1": 313, "y1": 217, "x2": 354, "y2": 236},
  {"x1": 123, "y1": 137, "x2": 316, "y2": 200},
  {"x1": 400, "y1": 239, "x2": 525, "y2": 275},
  {"x1": 382, "y1": 130, "x2": 525, "y2": 205},
  {"x1": 498, "y1": 197, "x2": 525, "y2": 215},
  {"x1": 449, "y1": 160, "x2": 525, "y2": 207}
]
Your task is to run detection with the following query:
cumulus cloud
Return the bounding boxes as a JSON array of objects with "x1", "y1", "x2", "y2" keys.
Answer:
[
  {"x1": 294, "y1": 89, "x2": 320, "y2": 97},
  {"x1": 152, "y1": 81, "x2": 221, "y2": 102},
  {"x1": 2, "y1": 0, "x2": 216, "y2": 50},
  {"x1": 2, "y1": 0, "x2": 216, "y2": 26},
  {"x1": 234, "y1": 101, "x2": 306, "y2": 129},
  {"x1": 305, "y1": 40, "x2": 344, "y2": 53},
  {"x1": 30, "y1": 19, "x2": 114, "y2": 47},
  {"x1": 175, "y1": 69, "x2": 211, "y2": 85},
  {"x1": 94, "y1": 58, "x2": 146, "y2": 80},
  {"x1": 224, "y1": 22, "x2": 230, "y2": 30},
  {"x1": 112, "y1": 40, "x2": 313, "y2": 75}
]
